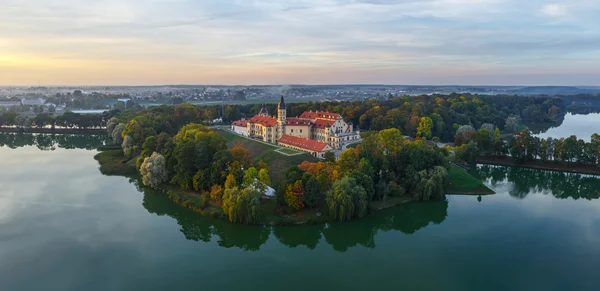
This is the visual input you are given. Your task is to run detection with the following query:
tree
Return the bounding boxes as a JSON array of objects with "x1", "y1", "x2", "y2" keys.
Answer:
[
  {"x1": 494, "y1": 128, "x2": 501, "y2": 142},
  {"x1": 122, "y1": 135, "x2": 134, "y2": 158},
  {"x1": 412, "y1": 166, "x2": 447, "y2": 201},
  {"x1": 140, "y1": 152, "x2": 168, "y2": 188},
  {"x1": 338, "y1": 148, "x2": 358, "y2": 174},
  {"x1": 285, "y1": 180, "x2": 305, "y2": 210},
  {"x1": 224, "y1": 172, "x2": 238, "y2": 189},
  {"x1": 505, "y1": 116, "x2": 520, "y2": 133},
  {"x1": 106, "y1": 117, "x2": 118, "y2": 136},
  {"x1": 210, "y1": 184, "x2": 224, "y2": 204},
  {"x1": 480, "y1": 123, "x2": 495, "y2": 133},
  {"x1": 141, "y1": 136, "x2": 157, "y2": 158},
  {"x1": 303, "y1": 175, "x2": 321, "y2": 208},
  {"x1": 326, "y1": 176, "x2": 368, "y2": 221},
  {"x1": 324, "y1": 151, "x2": 336, "y2": 163},
  {"x1": 112, "y1": 123, "x2": 125, "y2": 144},
  {"x1": 416, "y1": 117, "x2": 433, "y2": 139},
  {"x1": 258, "y1": 168, "x2": 271, "y2": 194},
  {"x1": 242, "y1": 167, "x2": 259, "y2": 188},
  {"x1": 222, "y1": 187, "x2": 262, "y2": 224}
]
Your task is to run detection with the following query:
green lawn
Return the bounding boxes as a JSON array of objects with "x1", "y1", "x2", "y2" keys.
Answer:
[
  {"x1": 216, "y1": 129, "x2": 317, "y2": 185},
  {"x1": 277, "y1": 148, "x2": 301, "y2": 155},
  {"x1": 447, "y1": 164, "x2": 494, "y2": 195}
]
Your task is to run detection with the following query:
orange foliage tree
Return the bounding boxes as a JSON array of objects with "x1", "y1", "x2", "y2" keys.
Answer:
[{"x1": 285, "y1": 180, "x2": 305, "y2": 210}]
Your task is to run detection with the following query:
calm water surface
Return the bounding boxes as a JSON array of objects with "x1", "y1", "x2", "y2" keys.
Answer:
[
  {"x1": 1, "y1": 134, "x2": 600, "y2": 291},
  {"x1": 535, "y1": 112, "x2": 600, "y2": 141}
]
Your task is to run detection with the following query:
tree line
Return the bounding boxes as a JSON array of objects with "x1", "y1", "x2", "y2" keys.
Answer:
[
  {"x1": 0, "y1": 133, "x2": 108, "y2": 151},
  {"x1": 0, "y1": 111, "x2": 107, "y2": 129},
  {"x1": 473, "y1": 165, "x2": 600, "y2": 200},
  {"x1": 221, "y1": 93, "x2": 565, "y2": 142},
  {"x1": 454, "y1": 125, "x2": 600, "y2": 168}
]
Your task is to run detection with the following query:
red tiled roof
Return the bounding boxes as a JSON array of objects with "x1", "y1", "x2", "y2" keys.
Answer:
[
  {"x1": 278, "y1": 135, "x2": 330, "y2": 152},
  {"x1": 232, "y1": 120, "x2": 248, "y2": 127},
  {"x1": 285, "y1": 118, "x2": 311, "y2": 126},
  {"x1": 299, "y1": 111, "x2": 340, "y2": 120},
  {"x1": 248, "y1": 115, "x2": 278, "y2": 127},
  {"x1": 312, "y1": 119, "x2": 334, "y2": 129}
]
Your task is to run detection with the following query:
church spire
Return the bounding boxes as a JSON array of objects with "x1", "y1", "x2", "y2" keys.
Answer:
[{"x1": 278, "y1": 95, "x2": 286, "y2": 110}]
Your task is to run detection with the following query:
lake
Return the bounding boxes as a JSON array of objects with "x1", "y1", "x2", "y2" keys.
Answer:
[
  {"x1": 1, "y1": 134, "x2": 600, "y2": 291},
  {"x1": 534, "y1": 112, "x2": 600, "y2": 141}
]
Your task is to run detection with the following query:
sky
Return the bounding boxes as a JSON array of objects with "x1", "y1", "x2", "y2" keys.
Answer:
[{"x1": 0, "y1": 0, "x2": 599, "y2": 86}]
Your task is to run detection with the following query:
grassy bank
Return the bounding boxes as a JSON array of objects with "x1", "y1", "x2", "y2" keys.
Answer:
[
  {"x1": 447, "y1": 164, "x2": 495, "y2": 195},
  {"x1": 477, "y1": 156, "x2": 600, "y2": 176},
  {"x1": 94, "y1": 149, "x2": 138, "y2": 176},
  {"x1": 216, "y1": 129, "x2": 317, "y2": 185}
]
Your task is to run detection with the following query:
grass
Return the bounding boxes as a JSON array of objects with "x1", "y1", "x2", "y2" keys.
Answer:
[
  {"x1": 277, "y1": 148, "x2": 301, "y2": 155},
  {"x1": 216, "y1": 129, "x2": 317, "y2": 185},
  {"x1": 446, "y1": 164, "x2": 495, "y2": 195},
  {"x1": 93, "y1": 150, "x2": 138, "y2": 176}
]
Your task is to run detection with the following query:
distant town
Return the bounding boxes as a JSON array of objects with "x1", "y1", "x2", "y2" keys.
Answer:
[{"x1": 1, "y1": 85, "x2": 599, "y2": 114}]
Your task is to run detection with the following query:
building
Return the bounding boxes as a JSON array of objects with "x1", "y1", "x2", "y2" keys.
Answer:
[
  {"x1": 231, "y1": 96, "x2": 360, "y2": 158},
  {"x1": 0, "y1": 100, "x2": 21, "y2": 109},
  {"x1": 21, "y1": 97, "x2": 45, "y2": 106}
]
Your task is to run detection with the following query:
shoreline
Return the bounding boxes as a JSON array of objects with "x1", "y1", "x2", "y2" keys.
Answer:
[
  {"x1": 0, "y1": 127, "x2": 106, "y2": 134},
  {"x1": 476, "y1": 156, "x2": 600, "y2": 176},
  {"x1": 93, "y1": 149, "x2": 440, "y2": 225}
]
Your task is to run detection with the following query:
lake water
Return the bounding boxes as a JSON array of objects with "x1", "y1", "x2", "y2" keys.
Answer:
[
  {"x1": 1, "y1": 135, "x2": 600, "y2": 291},
  {"x1": 534, "y1": 113, "x2": 600, "y2": 141}
]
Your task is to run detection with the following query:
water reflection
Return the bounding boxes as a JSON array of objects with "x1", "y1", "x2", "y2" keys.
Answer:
[
  {"x1": 0, "y1": 133, "x2": 107, "y2": 150},
  {"x1": 135, "y1": 177, "x2": 448, "y2": 252},
  {"x1": 470, "y1": 165, "x2": 600, "y2": 200}
]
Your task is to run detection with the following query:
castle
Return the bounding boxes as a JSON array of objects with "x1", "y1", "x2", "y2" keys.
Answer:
[{"x1": 231, "y1": 96, "x2": 360, "y2": 158}]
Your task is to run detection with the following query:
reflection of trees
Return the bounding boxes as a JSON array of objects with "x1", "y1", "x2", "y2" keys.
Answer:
[
  {"x1": 0, "y1": 133, "x2": 107, "y2": 150},
  {"x1": 527, "y1": 114, "x2": 565, "y2": 135},
  {"x1": 472, "y1": 165, "x2": 600, "y2": 200},
  {"x1": 273, "y1": 224, "x2": 325, "y2": 250},
  {"x1": 138, "y1": 178, "x2": 269, "y2": 251},
  {"x1": 138, "y1": 177, "x2": 449, "y2": 253}
]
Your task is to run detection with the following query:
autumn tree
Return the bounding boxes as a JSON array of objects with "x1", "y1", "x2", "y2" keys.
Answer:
[
  {"x1": 416, "y1": 117, "x2": 433, "y2": 140},
  {"x1": 285, "y1": 180, "x2": 305, "y2": 210}
]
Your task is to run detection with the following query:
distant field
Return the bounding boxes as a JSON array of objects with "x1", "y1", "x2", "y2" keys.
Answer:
[
  {"x1": 216, "y1": 129, "x2": 317, "y2": 185},
  {"x1": 139, "y1": 97, "x2": 328, "y2": 107}
]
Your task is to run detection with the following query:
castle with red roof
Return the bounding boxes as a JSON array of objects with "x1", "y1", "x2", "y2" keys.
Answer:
[{"x1": 231, "y1": 96, "x2": 360, "y2": 158}]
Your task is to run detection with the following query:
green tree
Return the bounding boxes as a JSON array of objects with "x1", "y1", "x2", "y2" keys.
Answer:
[
  {"x1": 243, "y1": 167, "x2": 259, "y2": 188},
  {"x1": 326, "y1": 176, "x2": 368, "y2": 221},
  {"x1": 324, "y1": 151, "x2": 336, "y2": 163},
  {"x1": 258, "y1": 168, "x2": 271, "y2": 194},
  {"x1": 416, "y1": 117, "x2": 433, "y2": 139},
  {"x1": 222, "y1": 187, "x2": 262, "y2": 224},
  {"x1": 303, "y1": 175, "x2": 321, "y2": 208}
]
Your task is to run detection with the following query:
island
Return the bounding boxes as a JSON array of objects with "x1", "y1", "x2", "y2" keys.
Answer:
[{"x1": 87, "y1": 93, "x2": 600, "y2": 224}]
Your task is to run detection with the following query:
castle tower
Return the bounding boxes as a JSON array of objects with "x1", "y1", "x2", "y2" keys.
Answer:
[
  {"x1": 258, "y1": 103, "x2": 269, "y2": 116},
  {"x1": 277, "y1": 95, "x2": 286, "y2": 140},
  {"x1": 277, "y1": 95, "x2": 286, "y2": 122}
]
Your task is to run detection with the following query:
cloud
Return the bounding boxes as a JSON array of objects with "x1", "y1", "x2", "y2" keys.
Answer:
[{"x1": 0, "y1": 0, "x2": 599, "y2": 85}]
